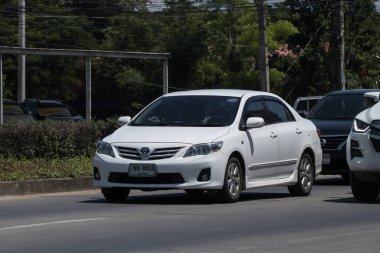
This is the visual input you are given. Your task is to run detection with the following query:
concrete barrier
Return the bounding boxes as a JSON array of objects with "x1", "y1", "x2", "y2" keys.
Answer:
[{"x1": 0, "y1": 177, "x2": 96, "y2": 196}]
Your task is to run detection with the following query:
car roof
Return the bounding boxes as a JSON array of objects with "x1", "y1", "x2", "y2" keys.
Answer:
[
  {"x1": 295, "y1": 96, "x2": 324, "y2": 100},
  {"x1": 326, "y1": 89, "x2": 380, "y2": 96},
  {"x1": 163, "y1": 89, "x2": 275, "y2": 98},
  {"x1": 23, "y1": 99, "x2": 66, "y2": 105}
]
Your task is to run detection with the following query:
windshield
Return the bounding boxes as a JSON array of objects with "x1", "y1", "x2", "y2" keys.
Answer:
[
  {"x1": 308, "y1": 95, "x2": 367, "y2": 120},
  {"x1": 37, "y1": 105, "x2": 73, "y2": 117},
  {"x1": 130, "y1": 95, "x2": 241, "y2": 127}
]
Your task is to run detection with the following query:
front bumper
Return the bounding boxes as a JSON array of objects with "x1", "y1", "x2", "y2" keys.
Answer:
[
  {"x1": 347, "y1": 134, "x2": 380, "y2": 173},
  {"x1": 93, "y1": 150, "x2": 228, "y2": 190}
]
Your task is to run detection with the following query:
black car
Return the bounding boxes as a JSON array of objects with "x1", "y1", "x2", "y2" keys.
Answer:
[
  {"x1": 307, "y1": 89, "x2": 380, "y2": 181},
  {"x1": 2, "y1": 99, "x2": 34, "y2": 122},
  {"x1": 21, "y1": 99, "x2": 84, "y2": 121}
]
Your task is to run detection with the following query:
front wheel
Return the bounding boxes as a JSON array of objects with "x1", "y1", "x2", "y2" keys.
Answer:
[
  {"x1": 350, "y1": 171, "x2": 379, "y2": 202},
  {"x1": 101, "y1": 187, "x2": 130, "y2": 203},
  {"x1": 288, "y1": 153, "x2": 314, "y2": 196},
  {"x1": 218, "y1": 157, "x2": 242, "y2": 203}
]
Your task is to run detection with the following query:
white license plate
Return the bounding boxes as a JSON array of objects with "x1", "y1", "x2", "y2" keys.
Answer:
[
  {"x1": 322, "y1": 154, "x2": 330, "y2": 165},
  {"x1": 129, "y1": 164, "x2": 157, "y2": 177}
]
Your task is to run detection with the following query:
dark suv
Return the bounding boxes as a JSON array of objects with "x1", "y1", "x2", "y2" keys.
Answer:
[
  {"x1": 21, "y1": 99, "x2": 84, "y2": 121},
  {"x1": 307, "y1": 89, "x2": 380, "y2": 181}
]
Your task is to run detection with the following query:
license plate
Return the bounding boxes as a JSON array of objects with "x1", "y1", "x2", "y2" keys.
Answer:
[
  {"x1": 322, "y1": 154, "x2": 330, "y2": 165},
  {"x1": 129, "y1": 164, "x2": 157, "y2": 177}
]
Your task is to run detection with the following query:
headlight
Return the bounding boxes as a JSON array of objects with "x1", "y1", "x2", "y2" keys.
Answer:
[
  {"x1": 96, "y1": 141, "x2": 115, "y2": 157},
  {"x1": 353, "y1": 119, "x2": 370, "y2": 133},
  {"x1": 184, "y1": 141, "x2": 223, "y2": 158}
]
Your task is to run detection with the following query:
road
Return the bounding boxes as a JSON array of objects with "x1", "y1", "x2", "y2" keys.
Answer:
[{"x1": 0, "y1": 176, "x2": 379, "y2": 253}]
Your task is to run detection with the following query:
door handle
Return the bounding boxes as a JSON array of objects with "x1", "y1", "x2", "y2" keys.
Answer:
[
  {"x1": 296, "y1": 128, "x2": 302, "y2": 135},
  {"x1": 270, "y1": 132, "x2": 277, "y2": 138}
]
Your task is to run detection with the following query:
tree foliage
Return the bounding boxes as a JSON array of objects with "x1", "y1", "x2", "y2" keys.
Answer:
[{"x1": 0, "y1": 0, "x2": 379, "y2": 112}]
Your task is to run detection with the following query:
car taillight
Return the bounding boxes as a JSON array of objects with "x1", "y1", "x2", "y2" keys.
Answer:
[{"x1": 317, "y1": 129, "x2": 321, "y2": 138}]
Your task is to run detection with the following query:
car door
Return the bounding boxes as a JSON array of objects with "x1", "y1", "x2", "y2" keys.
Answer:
[
  {"x1": 242, "y1": 97, "x2": 279, "y2": 182},
  {"x1": 263, "y1": 96, "x2": 303, "y2": 179}
]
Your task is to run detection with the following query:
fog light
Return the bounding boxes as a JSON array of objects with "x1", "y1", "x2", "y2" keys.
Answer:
[
  {"x1": 197, "y1": 168, "x2": 210, "y2": 182},
  {"x1": 351, "y1": 148, "x2": 363, "y2": 159},
  {"x1": 94, "y1": 167, "x2": 101, "y2": 180},
  {"x1": 351, "y1": 139, "x2": 360, "y2": 148}
]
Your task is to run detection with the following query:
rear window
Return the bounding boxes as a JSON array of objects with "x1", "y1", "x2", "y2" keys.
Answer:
[
  {"x1": 37, "y1": 105, "x2": 73, "y2": 117},
  {"x1": 4, "y1": 104, "x2": 24, "y2": 115},
  {"x1": 308, "y1": 95, "x2": 366, "y2": 120},
  {"x1": 295, "y1": 100, "x2": 307, "y2": 111}
]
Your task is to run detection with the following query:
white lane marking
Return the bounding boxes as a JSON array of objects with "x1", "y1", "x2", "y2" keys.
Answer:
[{"x1": 0, "y1": 218, "x2": 108, "y2": 231}]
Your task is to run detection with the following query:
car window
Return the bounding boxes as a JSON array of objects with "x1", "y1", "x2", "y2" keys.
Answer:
[
  {"x1": 243, "y1": 100, "x2": 270, "y2": 124},
  {"x1": 308, "y1": 99, "x2": 319, "y2": 110},
  {"x1": 131, "y1": 95, "x2": 241, "y2": 127},
  {"x1": 295, "y1": 100, "x2": 307, "y2": 111},
  {"x1": 265, "y1": 100, "x2": 293, "y2": 123},
  {"x1": 4, "y1": 104, "x2": 25, "y2": 115},
  {"x1": 37, "y1": 105, "x2": 73, "y2": 117},
  {"x1": 308, "y1": 95, "x2": 367, "y2": 120}
]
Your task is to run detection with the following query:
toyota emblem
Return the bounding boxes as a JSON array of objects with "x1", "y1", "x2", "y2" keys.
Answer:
[{"x1": 140, "y1": 147, "x2": 150, "y2": 155}]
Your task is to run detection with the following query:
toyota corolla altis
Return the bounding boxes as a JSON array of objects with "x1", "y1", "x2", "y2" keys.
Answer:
[{"x1": 93, "y1": 89, "x2": 322, "y2": 203}]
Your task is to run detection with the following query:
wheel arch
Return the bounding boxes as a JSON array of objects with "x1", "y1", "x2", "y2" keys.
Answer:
[
  {"x1": 302, "y1": 147, "x2": 316, "y2": 179},
  {"x1": 229, "y1": 151, "x2": 246, "y2": 190}
]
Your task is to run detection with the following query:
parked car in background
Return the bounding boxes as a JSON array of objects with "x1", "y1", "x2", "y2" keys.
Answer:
[
  {"x1": 21, "y1": 99, "x2": 84, "y2": 121},
  {"x1": 347, "y1": 92, "x2": 380, "y2": 201},
  {"x1": 2, "y1": 99, "x2": 34, "y2": 122},
  {"x1": 293, "y1": 96, "x2": 324, "y2": 117},
  {"x1": 307, "y1": 89, "x2": 380, "y2": 181},
  {"x1": 94, "y1": 89, "x2": 322, "y2": 203}
]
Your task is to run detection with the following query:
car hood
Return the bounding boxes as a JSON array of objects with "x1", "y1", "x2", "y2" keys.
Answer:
[
  {"x1": 356, "y1": 102, "x2": 380, "y2": 123},
  {"x1": 104, "y1": 126, "x2": 231, "y2": 144},
  {"x1": 309, "y1": 119, "x2": 353, "y2": 135}
]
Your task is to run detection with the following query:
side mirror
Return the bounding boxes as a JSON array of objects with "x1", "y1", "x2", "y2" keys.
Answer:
[
  {"x1": 118, "y1": 116, "x2": 131, "y2": 126},
  {"x1": 246, "y1": 117, "x2": 265, "y2": 129}
]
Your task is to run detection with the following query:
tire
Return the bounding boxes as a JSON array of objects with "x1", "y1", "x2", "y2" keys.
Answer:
[
  {"x1": 218, "y1": 157, "x2": 242, "y2": 203},
  {"x1": 350, "y1": 171, "x2": 379, "y2": 202},
  {"x1": 184, "y1": 189, "x2": 205, "y2": 197},
  {"x1": 101, "y1": 187, "x2": 130, "y2": 203},
  {"x1": 288, "y1": 153, "x2": 314, "y2": 196}
]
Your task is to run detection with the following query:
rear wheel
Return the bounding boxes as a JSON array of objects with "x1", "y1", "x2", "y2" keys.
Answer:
[
  {"x1": 288, "y1": 153, "x2": 314, "y2": 196},
  {"x1": 218, "y1": 157, "x2": 242, "y2": 203},
  {"x1": 101, "y1": 188, "x2": 130, "y2": 203},
  {"x1": 350, "y1": 171, "x2": 379, "y2": 202}
]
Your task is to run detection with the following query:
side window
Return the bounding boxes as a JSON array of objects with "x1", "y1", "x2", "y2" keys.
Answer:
[
  {"x1": 243, "y1": 100, "x2": 269, "y2": 124},
  {"x1": 295, "y1": 100, "x2": 307, "y2": 111},
  {"x1": 265, "y1": 100, "x2": 293, "y2": 123}
]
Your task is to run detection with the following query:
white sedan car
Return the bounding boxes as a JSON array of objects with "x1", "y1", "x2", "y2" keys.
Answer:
[
  {"x1": 94, "y1": 89, "x2": 322, "y2": 203},
  {"x1": 347, "y1": 92, "x2": 380, "y2": 201}
]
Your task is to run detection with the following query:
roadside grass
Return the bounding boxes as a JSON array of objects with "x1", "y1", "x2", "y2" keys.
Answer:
[{"x1": 0, "y1": 156, "x2": 93, "y2": 181}]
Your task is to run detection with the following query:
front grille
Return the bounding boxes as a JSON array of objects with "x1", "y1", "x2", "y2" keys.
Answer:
[
  {"x1": 108, "y1": 172, "x2": 185, "y2": 184},
  {"x1": 370, "y1": 128, "x2": 380, "y2": 152},
  {"x1": 321, "y1": 135, "x2": 347, "y2": 150},
  {"x1": 116, "y1": 146, "x2": 184, "y2": 160}
]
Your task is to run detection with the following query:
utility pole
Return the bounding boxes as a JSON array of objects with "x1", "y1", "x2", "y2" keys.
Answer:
[
  {"x1": 333, "y1": 0, "x2": 345, "y2": 90},
  {"x1": 18, "y1": 0, "x2": 26, "y2": 102},
  {"x1": 257, "y1": 0, "x2": 270, "y2": 92}
]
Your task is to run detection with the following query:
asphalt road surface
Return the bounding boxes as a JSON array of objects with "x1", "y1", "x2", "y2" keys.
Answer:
[{"x1": 1, "y1": 176, "x2": 379, "y2": 253}]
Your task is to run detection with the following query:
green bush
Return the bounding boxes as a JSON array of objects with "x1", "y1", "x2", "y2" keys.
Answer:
[
  {"x1": 0, "y1": 118, "x2": 119, "y2": 159},
  {"x1": 0, "y1": 156, "x2": 93, "y2": 181}
]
